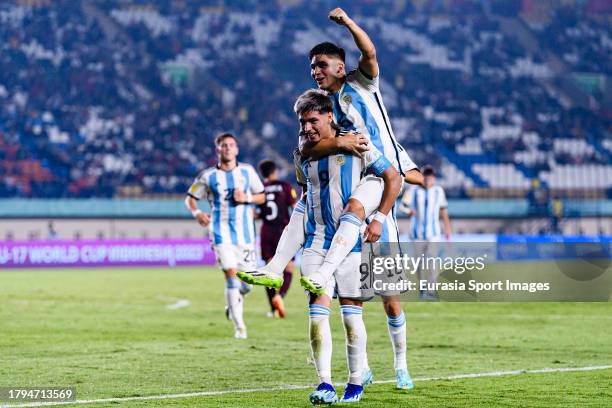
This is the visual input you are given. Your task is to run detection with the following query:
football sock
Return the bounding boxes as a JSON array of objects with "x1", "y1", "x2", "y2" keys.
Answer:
[
  {"x1": 312, "y1": 212, "x2": 362, "y2": 286},
  {"x1": 261, "y1": 199, "x2": 306, "y2": 277},
  {"x1": 265, "y1": 287, "x2": 277, "y2": 312},
  {"x1": 225, "y1": 277, "x2": 245, "y2": 330},
  {"x1": 387, "y1": 311, "x2": 408, "y2": 370},
  {"x1": 341, "y1": 305, "x2": 367, "y2": 385},
  {"x1": 279, "y1": 271, "x2": 293, "y2": 297},
  {"x1": 309, "y1": 304, "x2": 332, "y2": 384}
]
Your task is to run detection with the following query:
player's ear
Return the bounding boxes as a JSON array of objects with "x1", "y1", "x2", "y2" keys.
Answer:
[{"x1": 337, "y1": 61, "x2": 344, "y2": 75}]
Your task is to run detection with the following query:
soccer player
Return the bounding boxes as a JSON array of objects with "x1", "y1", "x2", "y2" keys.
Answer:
[
  {"x1": 257, "y1": 159, "x2": 298, "y2": 318},
  {"x1": 400, "y1": 165, "x2": 452, "y2": 298},
  {"x1": 293, "y1": 89, "x2": 402, "y2": 404},
  {"x1": 185, "y1": 133, "x2": 265, "y2": 339},
  {"x1": 306, "y1": 8, "x2": 423, "y2": 390},
  {"x1": 239, "y1": 8, "x2": 420, "y2": 389}
]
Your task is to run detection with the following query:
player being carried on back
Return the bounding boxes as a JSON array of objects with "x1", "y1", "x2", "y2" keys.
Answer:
[{"x1": 238, "y1": 7, "x2": 421, "y2": 388}]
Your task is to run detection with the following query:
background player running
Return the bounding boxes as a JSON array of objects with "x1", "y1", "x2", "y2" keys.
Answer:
[
  {"x1": 185, "y1": 133, "x2": 265, "y2": 339},
  {"x1": 257, "y1": 159, "x2": 297, "y2": 318}
]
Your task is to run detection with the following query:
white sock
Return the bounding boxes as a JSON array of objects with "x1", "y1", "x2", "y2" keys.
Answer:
[
  {"x1": 225, "y1": 277, "x2": 245, "y2": 330},
  {"x1": 363, "y1": 351, "x2": 370, "y2": 371},
  {"x1": 387, "y1": 311, "x2": 407, "y2": 370},
  {"x1": 261, "y1": 199, "x2": 306, "y2": 277},
  {"x1": 312, "y1": 212, "x2": 362, "y2": 285},
  {"x1": 309, "y1": 304, "x2": 332, "y2": 384},
  {"x1": 340, "y1": 305, "x2": 367, "y2": 385}
]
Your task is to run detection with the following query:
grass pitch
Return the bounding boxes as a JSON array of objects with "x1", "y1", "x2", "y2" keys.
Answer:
[{"x1": 1, "y1": 267, "x2": 611, "y2": 407}]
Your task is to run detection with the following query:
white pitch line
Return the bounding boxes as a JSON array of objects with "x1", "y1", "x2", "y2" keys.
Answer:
[
  {"x1": 404, "y1": 312, "x2": 612, "y2": 321},
  {"x1": 3, "y1": 365, "x2": 611, "y2": 408},
  {"x1": 165, "y1": 299, "x2": 191, "y2": 310}
]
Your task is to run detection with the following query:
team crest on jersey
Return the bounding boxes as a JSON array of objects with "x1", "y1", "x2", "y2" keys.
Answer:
[
  {"x1": 336, "y1": 156, "x2": 345, "y2": 166},
  {"x1": 342, "y1": 94, "x2": 352, "y2": 104}
]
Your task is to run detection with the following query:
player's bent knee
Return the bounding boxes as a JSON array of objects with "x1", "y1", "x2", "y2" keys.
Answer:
[{"x1": 344, "y1": 198, "x2": 366, "y2": 220}]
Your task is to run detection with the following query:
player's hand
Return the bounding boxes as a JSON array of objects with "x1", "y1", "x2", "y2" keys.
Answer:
[
  {"x1": 233, "y1": 189, "x2": 248, "y2": 203},
  {"x1": 196, "y1": 212, "x2": 211, "y2": 227},
  {"x1": 328, "y1": 8, "x2": 352, "y2": 26},
  {"x1": 364, "y1": 220, "x2": 382, "y2": 243},
  {"x1": 338, "y1": 132, "x2": 369, "y2": 157}
]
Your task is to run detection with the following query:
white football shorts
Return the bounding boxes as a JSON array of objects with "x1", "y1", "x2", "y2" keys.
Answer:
[
  {"x1": 213, "y1": 243, "x2": 257, "y2": 271},
  {"x1": 301, "y1": 247, "x2": 364, "y2": 299}
]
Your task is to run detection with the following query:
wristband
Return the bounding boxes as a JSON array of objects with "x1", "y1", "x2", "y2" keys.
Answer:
[
  {"x1": 191, "y1": 209, "x2": 203, "y2": 218},
  {"x1": 372, "y1": 211, "x2": 387, "y2": 224}
]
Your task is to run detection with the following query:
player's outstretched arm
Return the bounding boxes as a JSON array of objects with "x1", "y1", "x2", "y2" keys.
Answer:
[
  {"x1": 299, "y1": 131, "x2": 368, "y2": 159},
  {"x1": 185, "y1": 195, "x2": 211, "y2": 227},
  {"x1": 364, "y1": 167, "x2": 402, "y2": 242},
  {"x1": 329, "y1": 7, "x2": 378, "y2": 78}
]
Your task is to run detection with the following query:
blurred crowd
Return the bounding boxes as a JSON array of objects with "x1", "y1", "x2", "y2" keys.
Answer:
[{"x1": 0, "y1": 0, "x2": 610, "y2": 198}]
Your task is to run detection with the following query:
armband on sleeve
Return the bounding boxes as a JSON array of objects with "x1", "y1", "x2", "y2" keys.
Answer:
[{"x1": 368, "y1": 156, "x2": 392, "y2": 177}]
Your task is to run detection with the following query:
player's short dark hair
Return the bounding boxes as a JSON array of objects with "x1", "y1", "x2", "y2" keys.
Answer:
[
  {"x1": 258, "y1": 160, "x2": 277, "y2": 178},
  {"x1": 294, "y1": 89, "x2": 333, "y2": 116},
  {"x1": 309, "y1": 42, "x2": 345, "y2": 62},
  {"x1": 215, "y1": 133, "x2": 237, "y2": 146},
  {"x1": 422, "y1": 165, "x2": 435, "y2": 176}
]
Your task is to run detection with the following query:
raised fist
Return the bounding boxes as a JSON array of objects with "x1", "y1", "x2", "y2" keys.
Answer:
[{"x1": 328, "y1": 8, "x2": 352, "y2": 26}]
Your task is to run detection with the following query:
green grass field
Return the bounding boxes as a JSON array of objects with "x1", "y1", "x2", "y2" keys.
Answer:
[{"x1": 1, "y1": 267, "x2": 611, "y2": 407}]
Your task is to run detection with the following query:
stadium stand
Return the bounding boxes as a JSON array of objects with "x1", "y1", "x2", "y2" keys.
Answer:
[{"x1": 0, "y1": 0, "x2": 610, "y2": 201}]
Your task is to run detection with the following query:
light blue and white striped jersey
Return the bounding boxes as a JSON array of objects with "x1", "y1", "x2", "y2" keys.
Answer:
[
  {"x1": 331, "y1": 67, "x2": 417, "y2": 175},
  {"x1": 295, "y1": 141, "x2": 392, "y2": 252},
  {"x1": 188, "y1": 163, "x2": 264, "y2": 245},
  {"x1": 402, "y1": 185, "x2": 448, "y2": 240}
]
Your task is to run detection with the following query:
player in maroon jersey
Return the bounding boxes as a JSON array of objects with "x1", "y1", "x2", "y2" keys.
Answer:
[{"x1": 257, "y1": 160, "x2": 298, "y2": 318}]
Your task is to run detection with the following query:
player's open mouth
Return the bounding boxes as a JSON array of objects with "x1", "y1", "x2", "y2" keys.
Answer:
[
  {"x1": 306, "y1": 132, "x2": 318, "y2": 141},
  {"x1": 315, "y1": 77, "x2": 325, "y2": 85}
]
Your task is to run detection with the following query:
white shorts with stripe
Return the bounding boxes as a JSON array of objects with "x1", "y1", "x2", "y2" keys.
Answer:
[
  {"x1": 301, "y1": 248, "x2": 363, "y2": 299},
  {"x1": 213, "y1": 243, "x2": 257, "y2": 271}
]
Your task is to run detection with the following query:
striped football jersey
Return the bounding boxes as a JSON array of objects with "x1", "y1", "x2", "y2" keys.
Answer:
[
  {"x1": 294, "y1": 136, "x2": 392, "y2": 252},
  {"x1": 188, "y1": 163, "x2": 264, "y2": 245},
  {"x1": 402, "y1": 185, "x2": 448, "y2": 240},
  {"x1": 330, "y1": 67, "x2": 417, "y2": 175}
]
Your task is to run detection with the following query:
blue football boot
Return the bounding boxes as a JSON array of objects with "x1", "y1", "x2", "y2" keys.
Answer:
[
  {"x1": 309, "y1": 382, "x2": 338, "y2": 405},
  {"x1": 340, "y1": 383, "x2": 364, "y2": 403}
]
